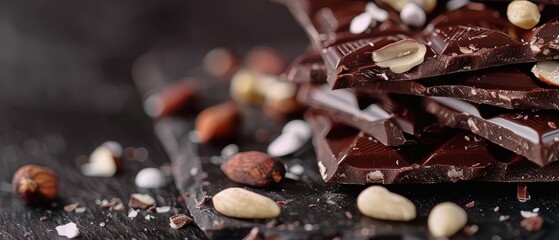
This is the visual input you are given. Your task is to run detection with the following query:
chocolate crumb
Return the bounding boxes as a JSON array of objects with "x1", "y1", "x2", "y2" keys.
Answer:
[
  {"x1": 345, "y1": 211, "x2": 353, "y2": 219},
  {"x1": 169, "y1": 214, "x2": 192, "y2": 229},
  {"x1": 40, "y1": 216, "x2": 48, "y2": 222},
  {"x1": 109, "y1": 203, "x2": 125, "y2": 212},
  {"x1": 276, "y1": 201, "x2": 286, "y2": 207},
  {"x1": 463, "y1": 225, "x2": 479, "y2": 236},
  {"x1": 64, "y1": 203, "x2": 79, "y2": 212},
  {"x1": 195, "y1": 195, "x2": 211, "y2": 208},
  {"x1": 517, "y1": 183, "x2": 531, "y2": 202},
  {"x1": 466, "y1": 201, "x2": 475, "y2": 208},
  {"x1": 520, "y1": 216, "x2": 544, "y2": 232}
]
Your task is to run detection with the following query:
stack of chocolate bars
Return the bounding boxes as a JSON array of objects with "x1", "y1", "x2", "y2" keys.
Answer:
[{"x1": 279, "y1": 0, "x2": 559, "y2": 185}]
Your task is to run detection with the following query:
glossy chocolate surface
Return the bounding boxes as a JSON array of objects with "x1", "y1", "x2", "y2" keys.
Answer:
[
  {"x1": 284, "y1": 0, "x2": 559, "y2": 88},
  {"x1": 287, "y1": 51, "x2": 559, "y2": 109},
  {"x1": 307, "y1": 109, "x2": 559, "y2": 184},
  {"x1": 424, "y1": 96, "x2": 559, "y2": 166}
]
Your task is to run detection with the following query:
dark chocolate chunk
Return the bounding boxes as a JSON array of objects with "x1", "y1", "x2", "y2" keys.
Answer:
[
  {"x1": 424, "y1": 96, "x2": 559, "y2": 166},
  {"x1": 298, "y1": 84, "x2": 409, "y2": 146},
  {"x1": 281, "y1": 50, "x2": 327, "y2": 84},
  {"x1": 283, "y1": 0, "x2": 559, "y2": 88},
  {"x1": 288, "y1": 51, "x2": 559, "y2": 109},
  {"x1": 306, "y1": 109, "x2": 559, "y2": 184}
]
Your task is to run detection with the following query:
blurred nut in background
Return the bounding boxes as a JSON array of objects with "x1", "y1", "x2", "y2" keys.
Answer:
[
  {"x1": 12, "y1": 165, "x2": 58, "y2": 205},
  {"x1": 143, "y1": 80, "x2": 197, "y2": 118},
  {"x1": 81, "y1": 141, "x2": 122, "y2": 177},
  {"x1": 246, "y1": 47, "x2": 286, "y2": 76},
  {"x1": 203, "y1": 48, "x2": 240, "y2": 80},
  {"x1": 230, "y1": 69, "x2": 265, "y2": 105},
  {"x1": 195, "y1": 102, "x2": 241, "y2": 144}
]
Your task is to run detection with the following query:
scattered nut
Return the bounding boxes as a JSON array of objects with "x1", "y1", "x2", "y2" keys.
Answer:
[
  {"x1": 143, "y1": 81, "x2": 197, "y2": 118},
  {"x1": 400, "y1": 3, "x2": 426, "y2": 27},
  {"x1": 203, "y1": 48, "x2": 240, "y2": 80},
  {"x1": 212, "y1": 187, "x2": 281, "y2": 219},
  {"x1": 230, "y1": 69, "x2": 265, "y2": 105},
  {"x1": 195, "y1": 102, "x2": 241, "y2": 144},
  {"x1": 64, "y1": 203, "x2": 79, "y2": 212},
  {"x1": 428, "y1": 202, "x2": 468, "y2": 238},
  {"x1": 381, "y1": 0, "x2": 436, "y2": 13},
  {"x1": 221, "y1": 151, "x2": 286, "y2": 187},
  {"x1": 267, "y1": 120, "x2": 311, "y2": 157},
  {"x1": 109, "y1": 203, "x2": 125, "y2": 212},
  {"x1": 170, "y1": 214, "x2": 192, "y2": 229},
  {"x1": 129, "y1": 193, "x2": 156, "y2": 209},
  {"x1": 81, "y1": 141, "x2": 122, "y2": 177},
  {"x1": 56, "y1": 222, "x2": 80, "y2": 239},
  {"x1": 135, "y1": 168, "x2": 167, "y2": 189},
  {"x1": 356, "y1": 186, "x2": 416, "y2": 221},
  {"x1": 531, "y1": 61, "x2": 559, "y2": 86},
  {"x1": 12, "y1": 165, "x2": 58, "y2": 205},
  {"x1": 39, "y1": 216, "x2": 48, "y2": 222},
  {"x1": 350, "y1": 12, "x2": 374, "y2": 34},
  {"x1": 507, "y1": 0, "x2": 540, "y2": 29},
  {"x1": 373, "y1": 39, "x2": 427, "y2": 74},
  {"x1": 520, "y1": 216, "x2": 544, "y2": 232},
  {"x1": 246, "y1": 47, "x2": 286, "y2": 76}
]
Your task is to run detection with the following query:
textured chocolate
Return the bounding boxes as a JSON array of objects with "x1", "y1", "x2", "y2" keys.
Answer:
[
  {"x1": 281, "y1": 50, "x2": 327, "y2": 84},
  {"x1": 424, "y1": 96, "x2": 559, "y2": 166},
  {"x1": 284, "y1": 0, "x2": 559, "y2": 88},
  {"x1": 288, "y1": 51, "x2": 559, "y2": 109},
  {"x1": 306, "y1": 109, "x2": 559, "y2": 184},
  {"x1": 298, "y1": 84, "x2": 445, "y2": 146}
]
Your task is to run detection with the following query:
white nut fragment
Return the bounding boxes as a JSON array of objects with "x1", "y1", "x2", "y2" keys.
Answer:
[
  {"x1": 365, "y1": 2, "x2": 389, "y2": 22},
  {"x1": 357, "y1": 186, "x2": 416, "y2": 221},
  {"x1": 400, "y1": 3, "x2": 426, "y2": 27},
  {"x1": 373, "y1": 39, "x2": 427, "y2": 73},
  {"x1": 267, "y1": 120, "x2": 312, "y2": 157},
  {"x1": 81, "y1": 141, "x2": 122, "y2": 177},
  {"x1": 56, "y1": 222, "x2": 80, "y2": 239},
  {"x1": 135, "y1": 168, "x2": 167, "y2": 188},
  {"x1": 212, "y1": 188, "x2": 280, "y2": 219},
  {"x1": 428, "y1": 202, "x2": 468, "y2": 237},
  {"x1": 531, "y1": 61, "x2": 559, "y2": 86},
  {"x1": 350, "y1": 12, "x2": 374, "y2": 34},
  {"x1": 381, "y1": 0, "x2": 437, "y2": 13},
  {"x1": 507, "y1": 0, "x2": 540, "y2": 29}
]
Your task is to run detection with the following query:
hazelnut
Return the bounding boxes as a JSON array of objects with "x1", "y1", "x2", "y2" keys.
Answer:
[
  {"x1": 221, "y1": 151, "x2": 286, "y2": 187},
  {"x1": 12, "y1": 165, "x2": 58, "y2": 205},
  {"x1": 507, "y1": 0, "x2": 540, "y2": 30},
  {"x1": 195, "y1": 102, "x2": 241, "y2": 144}
]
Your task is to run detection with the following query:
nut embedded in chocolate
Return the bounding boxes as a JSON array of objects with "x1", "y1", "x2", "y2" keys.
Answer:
[
  {"x1": 128, "y1": 193, "x2": 156, "y2": 209},
  {"x1": 221, "y1": 151, "x2": 286, "y2": 187},
  {"x1": 195, "y1": 102, "x2": 241, "y2": 144},
  {"x1": 169, "y1": 214, "x2": 192, "y2": 229},
  {"x1": 373, "y1": 39, "x2": 427, "y2": 74},
  {"x1": 12, "y1": 164, "x2": 58, "y2": 205}
]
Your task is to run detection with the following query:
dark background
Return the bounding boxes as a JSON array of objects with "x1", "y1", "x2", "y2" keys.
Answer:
[{"x1": 0, "y1": 1, "x2": 306, "y2": 239}]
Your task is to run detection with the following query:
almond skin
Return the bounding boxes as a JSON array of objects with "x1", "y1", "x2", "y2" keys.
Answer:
[
  {"x1": 221, "y1": 151, "x2": 286, "y2": 187},
  {"x1": 195, "y1": 102, "x2": 241, "y2": 144}
]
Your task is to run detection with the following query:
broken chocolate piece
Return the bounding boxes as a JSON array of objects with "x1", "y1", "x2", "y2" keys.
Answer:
[
  {"x1": 306, "y1": 109, "x2": 559, "y2": 184},
  {"x1": 283, "y1": 0, "x2": 559, "y2": 88},
  {"x1": 424, "y1": 96, "x2": 559, "y2": 166}
]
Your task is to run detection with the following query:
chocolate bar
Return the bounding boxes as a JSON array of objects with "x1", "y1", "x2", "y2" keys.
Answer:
[
  {"x1": 424, "y1": 96, "x2": 559, "y2": 166},
  {"x1": 287, "y1": 51, "x2": 559, "y2": 109},
  {"x1": 284, "y1": 0, "x2": 559, "y2": 88},
  {"x1": 306, "y1": 109, "x2": 559, "y2": 184},
  {"x1": 298, "y1": 84, "x2": 446, "y2": 146}
]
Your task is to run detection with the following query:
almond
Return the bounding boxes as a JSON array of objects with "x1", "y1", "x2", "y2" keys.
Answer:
[
  {"x1": 221, "y1": 151, "x2": 285, "y2": 187},
  {"x1": 357, "y1": 186, "x2": 416, "y2": 221},
  {"x1": 195, "y1": 102, "x2": 241, "y2": 143},
  {"x1": 428, "y1": 202, "x2": 468, "y2": 237},
  {"x1": 212, "y1": 187, "x2": 280, "y2": 219}
]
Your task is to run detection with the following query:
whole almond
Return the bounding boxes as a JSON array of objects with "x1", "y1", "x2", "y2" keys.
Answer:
[
  {"x1": 212, "y1": 187, "x2": 280, "y2": 219},
  {"x1": 357, "y1": 186, "x2": 416, "y2": 221},
  {"x1": 195, "y1": 102, "x2": 241, "y2": 144},
  {"x1": 428, "y1": 202, "x2": 468, "y2": 237},
  {"x1": 221, "y1": 151, "x2": 285, "y2": 187}
]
